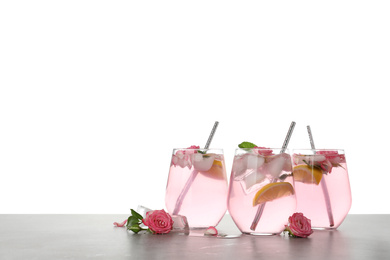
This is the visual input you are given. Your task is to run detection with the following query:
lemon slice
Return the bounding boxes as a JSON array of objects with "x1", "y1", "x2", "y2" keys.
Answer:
[
  {"x1": 199, "y1": 160, "x2": 225, "y2": 180},
  {"x1": 253, "y1": 182, "x2": 295, "y2": 206},
  {"x1": 213, "y1": 160, "x2": 223, "y2": 168},
  {"x1": 293, "y1": 165, "x2": 323, "y2": 185}
]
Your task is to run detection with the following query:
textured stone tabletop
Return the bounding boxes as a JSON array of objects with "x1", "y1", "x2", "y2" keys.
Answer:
[{"x1": 0, "y1": 214, "x2": 389, "y2": 259}]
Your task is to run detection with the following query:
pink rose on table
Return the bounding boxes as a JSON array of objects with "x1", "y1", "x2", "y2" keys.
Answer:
[
  {"x1": 285, "y1": 213, "x2": 313, "y2": 238},
  {"x1": 142, "y1": 210, "x2": 173, "y2": 234}
]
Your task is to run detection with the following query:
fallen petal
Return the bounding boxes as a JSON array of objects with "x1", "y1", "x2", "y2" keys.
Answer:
[
  {"x1": 113, "y1": 219, "x2": 127, "y2": 227},
  {"x1": 204, "y1": 226, "x2": 218, "y2": 236}
]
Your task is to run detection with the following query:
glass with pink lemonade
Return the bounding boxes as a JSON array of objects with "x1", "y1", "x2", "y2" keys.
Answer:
[
  {"x1": 292, "y1": 149, "x2": 351, "y2": 229},
  {"x1": 228, "y1": 146, "x2": 296, "y2": 235},
  {"x1": 165, "y1": 147, "x2": 228, "y2": 228}
]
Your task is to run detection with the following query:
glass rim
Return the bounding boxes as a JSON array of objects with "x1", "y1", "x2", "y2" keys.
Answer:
[
  {"x1": 172, "y1": 148, "x2": 224, "y2": 151},
  {"x1": 292, "y1": 148, "x2": 345, "y2": 152},
  {"x1": 235, "y1": 147, "x2": 290, "y2": 150}
]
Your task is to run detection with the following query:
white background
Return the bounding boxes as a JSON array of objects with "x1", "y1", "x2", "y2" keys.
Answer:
[{"x1": 1, "y1": 1, "x2": 389, "y2": 214}]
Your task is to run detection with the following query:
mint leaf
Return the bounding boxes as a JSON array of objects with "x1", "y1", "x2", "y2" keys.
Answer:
[
  {"x1": 238, "y1": 141, "x2": 257, "y2": 149},
  {"x1": 131, "y1": 209, "x2": 143, "y2": 220}
]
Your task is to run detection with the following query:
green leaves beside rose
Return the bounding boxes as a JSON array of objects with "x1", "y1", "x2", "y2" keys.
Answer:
[{"x1": 126, "y1": 209, "x2": 148, "y2": 234}]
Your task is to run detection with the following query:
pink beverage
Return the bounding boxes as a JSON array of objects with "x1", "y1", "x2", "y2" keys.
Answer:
[
  {"x1": 228, "y1": 148, "x2": 296, "y2": 235},
  {"x1": 292, "y1": 149, "x2": 352, "y2": 229},
  {"x1": 165, "y1": 148, "x2": 228, "y2": 228}
]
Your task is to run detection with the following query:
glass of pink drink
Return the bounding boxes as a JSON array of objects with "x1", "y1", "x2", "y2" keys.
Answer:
[
  {"x1": 292, "y1": 149, "x2": 352, "y2": 229},
  {"x1": 228, "y1": 148, "x2": 296, "y2": 235},
  {"x1": 165, "y1": 148, "x2": 228, "y2": 228}
]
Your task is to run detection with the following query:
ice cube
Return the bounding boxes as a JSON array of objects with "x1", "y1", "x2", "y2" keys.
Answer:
[
  {"x1": 136, "y1": 205, "x2": 153, "y2": 228},
  {"x1": 263, "y1": 153, "x2": 291, "y2": 178},
  {"x1": 243, "y1": 170, "x2": 266, "y2": 191},
  {"x1": 246, "y1": 154, "x2": 265, "y2": 169},
  {"x1": 136, "y1": 205, "x2": 153, "y2": 218},
  {"x1": 233, "y1": 153, "x2": 265, "y2": 179},
  {"x1": 170, "y1": 215, "x2": 190, "y2": 235},
  {"x1": 232, "y1": 155, "x2": 247, "y2": 179},
  {"x1": 192, "y1": 153, "x2": 215, "y2": 171}
]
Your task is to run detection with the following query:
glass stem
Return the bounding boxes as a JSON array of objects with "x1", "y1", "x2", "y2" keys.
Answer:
[
  {"x1": 321, "y1": 177, "x2": 334, "y2": 227},
  {"x1": 173, "y1": 170, "x2": 198, "y2": 215}
]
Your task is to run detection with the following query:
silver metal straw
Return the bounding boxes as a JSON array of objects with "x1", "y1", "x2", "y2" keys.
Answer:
[
  {"x1": 281, "y1": 121, "x2": 296, "y2": 153},
  {"x1": 307, "y1": 125, "x2": 334, "y2": 227},
  {"x1": 250, "y1": 121, "x2": 296, "y2": 231},
  {"x1": 204, "y1": 121, "x2": 219, "y2": 149},
  {"x1": 307, "y1": 125, "x2": 315, "y2": 150}
]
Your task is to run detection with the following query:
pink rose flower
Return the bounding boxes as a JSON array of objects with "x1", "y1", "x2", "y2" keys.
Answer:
[
  {"x1": 142, "y1": 209, "x2": 173, "y2": 234},
  {"x1": 285, "y1": 212, "x2": 313, "y2": 238},
  {"x1": 316, "y1": 150, "x2": 346, "y2": 165},
  {"x1": 171, "y1": 145, "x2": 200, "y2": 168},
  {"x1": 187, "y1": 145, "x2": 200, "y2": 150},
  {"x1": 171, "y1": 150, "x2": 192, "y2": 168},
  {"x1": 317, "y1": 158, "x2": 333, "y2": 173},
  {"x1": 254, "y1": 146, "x2": 274, "y2": 156}
]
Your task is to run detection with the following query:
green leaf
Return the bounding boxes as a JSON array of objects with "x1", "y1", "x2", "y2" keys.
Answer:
[
  {"x1": 131, "y1": 209, "x2": 143, "y2": 220},
  {"x1": 129, "y1": 225, "x2": 142, "y2": 234},
  {"x1": 127, "y1": 216, "x2": 140, "y2": 227},
  {"x1": 238, "y1": 141, "x2": 257, "y2": 149},
  {"x1": 197, "y1": 150, "x2": 206, "y2": 154}
]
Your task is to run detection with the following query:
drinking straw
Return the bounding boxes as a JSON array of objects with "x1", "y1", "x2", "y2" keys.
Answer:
[
  {"x1": 173, "y1": 121, "x2": 219, "y2": 215},
  {"x1": 204, "y1": 121, "x2": 219, "y2": 149},
  {"x1": 250, "y1": 121, "x2": 296, "y2": 231},
  {"x1": 306, "y1": 125, "x2": 334, "y2": 227}
]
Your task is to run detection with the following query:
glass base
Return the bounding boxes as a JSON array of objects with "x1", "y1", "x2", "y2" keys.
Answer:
[
  {"x1": 242, "y1": 232, "x2": 280, "y2": 236},
  {"x1": 312, "y1": 227, "x2": 338, "y2": 231},
  {"x1": 189, "y1": 227, "x2": 213, "y2": 230}
]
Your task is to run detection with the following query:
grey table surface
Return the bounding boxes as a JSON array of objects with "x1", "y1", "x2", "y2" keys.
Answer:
[{"x1": 0, "y1": 214, "x2": 389, "y2": 260}]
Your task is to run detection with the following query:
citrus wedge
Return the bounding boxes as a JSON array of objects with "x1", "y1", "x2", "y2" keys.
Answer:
[
  {"x1": 253, "y1": 182, "x2": 295, "y2": 206},
  {"x1": 293, "y1": 165, "x2": 323, "y2": 185},
  {"x1": 199, "y1": 159, "x2": 225, "y2": 180}
]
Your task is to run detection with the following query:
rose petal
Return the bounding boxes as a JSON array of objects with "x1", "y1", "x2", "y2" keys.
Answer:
[
  {"x1": 204, "y1": 226, "x2": 218, "y2": 236},
  {"x1": 113, "y1": 219, "x2": 127, "y2": 227}
]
